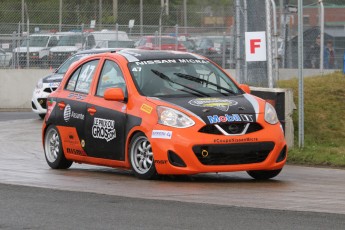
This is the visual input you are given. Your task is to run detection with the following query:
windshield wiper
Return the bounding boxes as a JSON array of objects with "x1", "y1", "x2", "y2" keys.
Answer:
[
  {"x1": 173, "y1": 73, "x2": 237, "y2": 95},
  {"x1": 151, "y1": 69, "x2": 210, "y2": 97}
]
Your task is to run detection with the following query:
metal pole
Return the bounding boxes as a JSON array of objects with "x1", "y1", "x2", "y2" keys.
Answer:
[
  {"x1": 99, "y1": 0, "x2": 103, "y2": 28},
  {"x1": 235, "y1": 0, "x2": 241, "y2": 83},
  {"x1": 183, "y1": 0, "x2": 187, "y2": 34},
  {"x1": 25, "y1": 3, "x2": 29, "y2": 68},
  {"x1": 270, "y1": 0, "x2": 279, "y2": 83},
  {"x1": 222, "y1": 32, "x2": 226, "y2": 68},
  {"x1": 140, "y1": 0, "x2": 143, "y2": 36},
  {"x1": 175, "y1": 24, "x2": 178, "y2": 50},
  {"x1": 59, "y1": 0, "x2": 62, "y2": 32},
  {"x1": 21, "y1": 0, "x2": 24, "y2": 34},
  {"x1": 298, "y1": 0, "x2": 304, "y2": 148},
  {"x1": 116, "y1": 23, "x2": 119, "y2": 47},
  {"x1": 266, "y1": 0, "x2": 273, "y2": 88},
  {"x1": 319, "y1": 0, "x2": 324, "y2": 74},
  {"x1": 243, "y1": 0, "x2": 248, "y2": 82},
  {"x1": 113, "y1": 0, "x2": 118, "y2": 23}
]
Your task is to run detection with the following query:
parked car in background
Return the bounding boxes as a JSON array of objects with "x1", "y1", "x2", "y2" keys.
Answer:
[
  {"x1": 0, "y1": 47, "x2": 12, "y2": 67},
  {"x1": 32, "y1": 48, "x2": 120, "y2": 118},
  {"x1": 136, "y1": 35, "x2": 187, "y2": 51},
  {"x1": 49, "y1": 32, "x2": 96, "y2": 68},
  {"x1": 12, "y1": 33, "x2": 59, "y2": 68},
  {"x1": 194, "y1": 36, "x2": 232, "y2": 68},
  {"x1": 92, "y1": 29, "x2": 135, "y2": 49},
  {"x1": 177, "y1": 35, "x2": 196, "y2": 52}
]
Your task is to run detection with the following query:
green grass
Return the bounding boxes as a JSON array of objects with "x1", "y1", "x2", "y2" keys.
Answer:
[{"x1": 277, "y1": 72, "x2": 345, "y2": 167}]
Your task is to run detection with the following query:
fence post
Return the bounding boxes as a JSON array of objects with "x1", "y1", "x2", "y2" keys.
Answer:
[
  {"x1": 243, "y1": 0, "x2": 248, "y2": 82},
  {"x1": 175, "y1": 24, "x2": 178, "y2": 51},
  {"x1": 265, "y1": 0, "x2": 273, "y2": 88},
  {"x1": 319, "y1": 0, "x2": 324, "y2": 74},
  {"x1": 235, "y1": 0, "x2": 241, "y2": 83},
  {"x1": 270, "y1": 0, "x2": 279, "y2": 83}
]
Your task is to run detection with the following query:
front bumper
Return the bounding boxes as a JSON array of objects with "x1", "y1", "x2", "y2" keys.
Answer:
[
  {"x1": 148, "y1": 123, "x2": 287, "y2": 175},
  {"x1": 31, "y1": 84, "x2": 58, "y2": 114}
]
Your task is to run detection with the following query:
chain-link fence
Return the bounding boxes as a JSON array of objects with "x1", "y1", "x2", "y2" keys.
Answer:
[{"x1": 0, "y1": 0, "x2": 344, "y2": 87}]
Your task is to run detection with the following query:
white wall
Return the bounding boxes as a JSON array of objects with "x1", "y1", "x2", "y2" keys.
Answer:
[{"x1": 0, "y1": 69, "x2": 52, "y2": 110}]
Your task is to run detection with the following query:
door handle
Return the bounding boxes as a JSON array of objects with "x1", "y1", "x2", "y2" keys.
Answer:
[
  {"x1": 87, "y1": 107, "x2": 97, "y2": 115},
  {"x1": 58, "y1": 102, "x2": 65, "y2": 109}
]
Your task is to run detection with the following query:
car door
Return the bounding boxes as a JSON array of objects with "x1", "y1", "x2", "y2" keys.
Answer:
[
  {"x1": 83, "y1": 59, "x2": 127, "y2": 161},
  {"x1": 54, "y1": 59, "x2": 100, "y2": 145}
]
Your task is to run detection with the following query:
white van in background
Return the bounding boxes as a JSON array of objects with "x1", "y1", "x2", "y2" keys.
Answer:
[
  {"x1": 12, "y1": 33, "x2": 59, "y2": 68},
  {"x1": 49, "y1": 32, "x2": 96, "y2": 67},
  {"x1": 92, "y1": 29, "x2": 134, "y2": 48}
]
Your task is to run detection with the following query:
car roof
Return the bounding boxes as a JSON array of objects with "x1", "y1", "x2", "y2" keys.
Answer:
[
  {"x1": 116, "y1": 49, "x2": 205, "y2": 62},
  {"x1": 76, "y1": 48, "x2": 121, "y2": 55}
]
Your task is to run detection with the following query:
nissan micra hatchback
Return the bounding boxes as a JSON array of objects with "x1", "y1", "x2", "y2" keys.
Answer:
[{"x1": 43, "y1": 49, "x2": 287, "y2": 180}]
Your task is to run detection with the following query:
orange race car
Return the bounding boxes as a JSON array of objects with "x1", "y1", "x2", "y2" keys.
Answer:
[{"x1": 42, "y1": 49, "x2": 287, "y2": 180}]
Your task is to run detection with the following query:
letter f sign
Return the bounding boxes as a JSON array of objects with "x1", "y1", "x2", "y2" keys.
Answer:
[
  {"x1": 245, "y1": 31, "x2": 267, "y2": 62},
  {"x1": 250, "y1": 39, "x2": 261, "y2": 54}
]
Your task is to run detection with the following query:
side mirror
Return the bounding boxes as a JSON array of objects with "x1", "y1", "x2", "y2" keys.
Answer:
[
  {"x1": 104, "y1": 88, "x2": 125, "y2": 101},
  {"x1": 240, "y1": 84, "x2": 251, "y2": 94}
]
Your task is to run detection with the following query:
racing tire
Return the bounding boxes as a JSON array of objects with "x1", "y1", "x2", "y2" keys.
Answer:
[
  {"x1": 129, "y1": 133, "x2": 157, "y2": 180},
  {"x1": 247, "y1": 168, "x2": 282, "y2": 180},
  {"x1": 39, "y1": 114, "x2": 46, "y2": 119},
  {"x1": 44, "y1": 125, "x2": 73, "y2": 169}
]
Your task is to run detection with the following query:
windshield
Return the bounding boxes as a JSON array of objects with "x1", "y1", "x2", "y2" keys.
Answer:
[
  {"x1": 129, "y1": 59, "x2": 241, "y2": 98},
  {"x1": 21, "y1": 36, "x2": 49, "y2": 47},
  {"x1": 57, "y1": 35, "x2": 83, "y2": 46},
  {"x1": 56, "y1": 55, "x2": 84, "y2": 74}
]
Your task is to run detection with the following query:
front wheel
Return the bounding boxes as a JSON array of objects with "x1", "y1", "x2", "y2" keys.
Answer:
[
  {"x1": 247, "y1": 168, "x2": 282, "y2": 180},
  {"x1": 44, "y1": 125, "x2": 73, "y2": 169},
  {"x1": 129, "y1": 133, "x2": 157, "y2": 180}
]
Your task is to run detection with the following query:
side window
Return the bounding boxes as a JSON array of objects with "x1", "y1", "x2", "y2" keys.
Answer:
[
  {"x1": 48, "y1": 37, "x2": 58, "y2": 47},
  {"x1": 96, "y1": 60, "x2": 126, "y2": 97},
  {"x1": 75, "y1": 60, "x2": 99, "y2": 94},
  {"x1": 65, "y1": 60, "x2": 99, "y2": 93},
  {"x1": 65, "y1": 68, "x2": 81, "y2": 91}
]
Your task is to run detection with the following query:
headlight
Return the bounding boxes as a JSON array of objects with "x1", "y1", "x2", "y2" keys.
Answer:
[
  {"x1": 264, "y1": 102, "x2": 279, "y2": 125},
  {"x1": 36, "y1": 78, "x2": 43, "y2": 89},
  {"x1": 157, "y1": 106, "x2": 195, "y2": 128}
]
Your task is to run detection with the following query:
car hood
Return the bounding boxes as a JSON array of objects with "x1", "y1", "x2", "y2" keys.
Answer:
[
  {"x1": 13, "y1": 47, "x2": 46, "y2": 52},
  {"x1": 50, "y1": 46, "x2": 80, "y2": 52},
  {"x1": 147, "y1": 94, "x2": 261, "y2": 125},
  {"x1": 42, "y1": 73, "x2": 64, "y2": 83}
]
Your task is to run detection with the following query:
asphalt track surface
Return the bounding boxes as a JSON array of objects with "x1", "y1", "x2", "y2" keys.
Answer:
[{"x1": 1, "y1": 112, "x2": 345, "y2": 229}]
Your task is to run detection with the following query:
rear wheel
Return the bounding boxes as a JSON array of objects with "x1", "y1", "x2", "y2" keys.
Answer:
[
  {"x1": 129, "y1": 133, "x2": 157, "y2": 180},
  {"x1": 247, "y1": 169, "x2": 282, "y2": 180},
  {"x1": 44, "y1": 125, "x2": 72, "y2": 169}
]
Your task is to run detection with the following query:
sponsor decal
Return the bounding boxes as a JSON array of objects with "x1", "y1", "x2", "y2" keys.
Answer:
[
  {"x1": 66, "y1": 148, "x2": 86, "y2": 156},
  {"x1": 207, "y1": 114, "x2": 254, "y2": 124},
  {"x1": 134, "y1": 59, "x2": 209, "y2": 66},
  {"x1": 151, "y1": 130, "x2": 172, "y2": 139},
  {"x1": 189, "y1": 98, "x2": 238, "y2": 112},
  {"x1": 92, "y1": 118, "x2": 116, "y2": 142},
  {"x1": 140, "y1": 104, "x2": 153, "y2": 114},
  {"x1": 68, "y1": 92, "x2": 86, "y2": 100},
  {"x1": 49, "y1": 82, "x2": 60, "y2": 88},
  {"x1": 63, "y1": 104, "x2": 84, "y2": 122},
  {"x1": 154, "y1": 160, "x2": 168, "y2": 164},
  {"x1": 47, "y1": 75, "x2": 63, "y2": 81},
  {"x1": 214, "y1": 137, "x2": 258, "y2": 143}
]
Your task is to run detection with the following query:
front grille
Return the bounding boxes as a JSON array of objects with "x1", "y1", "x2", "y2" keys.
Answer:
[
  {"x1": 43, "y1": 87, "x2": 57, "y2": 93},
  {"x1": 199, "y1": 122, "x2": 263, "y2": 135},
  {"x1": 193, "y1": 142, "x2": 275, "y2": 165},
  {"x1": 37, "y1": 98, "x2": 47, "y2": 109}
]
